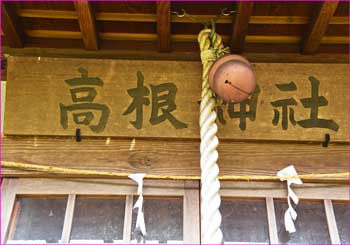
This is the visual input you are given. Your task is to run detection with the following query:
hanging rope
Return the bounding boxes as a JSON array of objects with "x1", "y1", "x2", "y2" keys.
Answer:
[
  {"x1": 198, "y1": 28, "x2": 229, "y2": 244},
  {"x1": 2, "y1": 161, "x2": 349, "y2": 181}
]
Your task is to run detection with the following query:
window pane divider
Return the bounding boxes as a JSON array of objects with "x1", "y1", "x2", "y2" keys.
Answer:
[
  {"x1": 183, "y1": 180, "x2": 200, "y2": 244},
  {"x1": 324, "y1": 199, "x2": 341, "y2": 244},
  {"x1": 6, "y1": 200, "x2": 21, "y2": 241},
  {"x1": 265, "y1": 197, "x2": 278, "y2": 244},
  {"x1": 1, "y1": 179, "x2": 18, "y2": 244},
  {"x1": 123, "y1": 195, "x2": 134, "y2": 243},
  {"x1": 60, "y1": 194, "x2": 76, "y2": 244}
]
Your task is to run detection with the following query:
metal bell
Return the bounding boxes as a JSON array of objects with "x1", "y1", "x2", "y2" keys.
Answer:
[{"x1": 208, "y1": 54, "x2": 256, "y2": 103}]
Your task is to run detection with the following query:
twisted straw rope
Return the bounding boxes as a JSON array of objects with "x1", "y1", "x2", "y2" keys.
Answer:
[
  {"x1": 2, "y1": 161, "x2": 349, "y2": 181},
  {"x1": 198, "y1": 28, "x2": 227, "y2": 244}
]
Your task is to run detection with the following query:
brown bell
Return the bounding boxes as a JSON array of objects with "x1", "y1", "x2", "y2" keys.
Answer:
[{"x1": 208, "y1": 54, "x2": 256, "y2": 103}]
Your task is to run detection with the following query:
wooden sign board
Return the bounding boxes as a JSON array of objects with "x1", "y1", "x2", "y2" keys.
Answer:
[{"x1": 4, "y1": 56, "x2": 349, "y2": 142}]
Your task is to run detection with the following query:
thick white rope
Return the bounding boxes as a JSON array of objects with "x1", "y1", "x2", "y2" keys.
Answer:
[{"x1": 198, "y1": 28, "x2": 228, "y2": 244}]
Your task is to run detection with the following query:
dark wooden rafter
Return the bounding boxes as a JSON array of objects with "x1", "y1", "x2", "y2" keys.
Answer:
[
  {"x1": 301, "y1": 1, "x2": 339, "y2": 54},
  {"x1": 74, "y1": 0, "x2": 98, "y2": 50},
  {"x1": 156, "y1": 0, "x2": 171, "y2": 52},
  {"x1": 230, "y1": 2, "x2": 254, "y2": 53},
  {"x1": 1, "y1": 2, "x2": 24, "y2": 48}
]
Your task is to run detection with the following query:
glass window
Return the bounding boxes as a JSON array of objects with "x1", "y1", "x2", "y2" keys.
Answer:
[
  {"x1": 70, "y1": 196, "x2": 125, "y2": 243},
  {"x1": 8, "y1": 196, "x2": 67, "y2": 243},
  {"x1": 275, "y1": 200, "x2": 330, "y2": 244},
  {"x1": 220, "y1": 199, "x2": 269, "y2": 243},
  {"x1": 333, "y1": 202, "x2": 350, "y2": 244},
  {"x1": 131, "y1": 197, "x2": 183, "y2": 243}
]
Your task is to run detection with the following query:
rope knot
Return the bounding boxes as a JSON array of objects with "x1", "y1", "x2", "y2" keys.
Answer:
[
  {"x1": 200, "y1": 49, "x2": 217, "y2": 64},
  {"x1": 215, "y1": 46, "x2": 230, "y2": 57},
  {"x1": 200, "y1": 47, "x2": 230, "y2": 65}
]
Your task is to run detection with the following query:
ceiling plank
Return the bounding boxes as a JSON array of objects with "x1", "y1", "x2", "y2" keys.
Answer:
[
  {"x1": 74, "y1": 0, "x2": 98, "y2": 50},
  {"x1": 1, "y1": 2, "x2": 24, "y2": 48},
  {"x1": 156, "y1": 0, "x2": 171, "y2": 52},
  {"x1": 231, "y1": 2, "x2": 254, "y2": 53},
  {"x1": 301, "y1": 1, "x2": 339, "y2": 54}
]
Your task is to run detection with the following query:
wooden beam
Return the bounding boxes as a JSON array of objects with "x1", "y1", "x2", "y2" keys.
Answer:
[
  {"x1": 1, "y1": 136, "x2": 348, "y2": 183},
  {"x1": 15, "y1": 9, "x2": 349, "y2": 25},
  {"x1": 2, "y1": 46, "x2": 349, "y2": 63},
  {"x1": 221, "y1": 182, "x2": 349, "y2": 200},
  {"x1": 231, "y1": 2, "x2": 254, "y2": 53},
  {"x1": 22, "y1": 30, "x2": 349, "y2": 45},
  {"x1": 74, "y1": 0, "x2": 98, "y2": 50},
  {"x1": 1, "y1": 2, "x2": 24, "y2": 48},
  {"x1": 250, "y1": 16, "x2": 348, "y2": 25},
  {"x1": 302, "y1": 1, "x2": 339, "y2": 54},
  {"x1": 156, "y1": 1, "x2": 171, "y2": 52}
]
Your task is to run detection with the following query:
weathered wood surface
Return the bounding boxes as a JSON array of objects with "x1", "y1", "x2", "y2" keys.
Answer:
[
  {"x1": 5, "y1": 57, "x2": 349, "y2": 142},
  {"x1": 302, "y1": 1, "x2": 339, "y2": 54},
  {"x1": 2, "y1": 136, "x2": 348, "y2": 181}
]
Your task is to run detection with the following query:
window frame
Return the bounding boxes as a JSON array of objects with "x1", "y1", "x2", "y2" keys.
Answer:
[
  {"x1": 1, "y1": 178, "x2": 348, "y2": 244},
  {"x1": 1, "y1": 178, "x2": 200, "y2": 244},
  {"x1": 220, "y1": 181, "x2": 348, "y2": 244}
]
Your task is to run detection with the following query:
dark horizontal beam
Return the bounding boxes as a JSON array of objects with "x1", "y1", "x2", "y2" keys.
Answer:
[{"x1": 2, "y1": 46, "x2": 348, "y2": 64}]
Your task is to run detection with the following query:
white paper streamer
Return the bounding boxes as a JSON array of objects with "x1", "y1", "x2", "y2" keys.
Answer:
[
  {"x1": 129, "y1": 173, "x2": 147, "y2": 236},
  {"x1": 277, "y1": 165, "x2": 303, "y2": 233}
]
